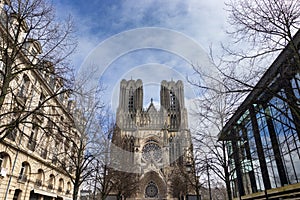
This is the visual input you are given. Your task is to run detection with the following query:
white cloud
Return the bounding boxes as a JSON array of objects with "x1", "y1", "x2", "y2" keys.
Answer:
[
  {"x1": 53, "y1": 1, "x2": 230, "y2": 133},
  {"x1": 54, "y1": 0, "x2": 229, "y2": 70},
  {"x1": 117, "y1": 0, "x2": 229, "y2": 51}
]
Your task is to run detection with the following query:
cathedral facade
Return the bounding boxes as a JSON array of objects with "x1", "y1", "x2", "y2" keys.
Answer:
[{"x1": 110, "y1": 79, "x2": 196, "y2": 200}]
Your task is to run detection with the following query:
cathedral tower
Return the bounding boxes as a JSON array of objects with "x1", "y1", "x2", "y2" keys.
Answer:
[{"x1": 111, "y1": 79, "x2": 195, "y2": 200}]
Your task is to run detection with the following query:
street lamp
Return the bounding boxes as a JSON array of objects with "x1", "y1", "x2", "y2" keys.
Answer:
[
  {"x1": 186, "y1": 162, "x2": 192, "y2": 173},
  {"x1": 184, "y1": 162, "x2": 192, "y2": 200},
  {"x1": 206, "y1": 158, "x2": 212, "y2": 200},
  {"x1": 185, "y1": 162, "x2": 202, "y2": 200}
]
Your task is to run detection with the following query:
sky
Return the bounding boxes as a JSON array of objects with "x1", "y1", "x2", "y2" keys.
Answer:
[{"x1": 52, "y1": 0, "x2": 230, "y2": 126}]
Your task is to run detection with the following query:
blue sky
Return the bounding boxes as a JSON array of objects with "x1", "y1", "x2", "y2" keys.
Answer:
[{"x1": 52, "y1": 0, "x2": 230, "y2": 117}]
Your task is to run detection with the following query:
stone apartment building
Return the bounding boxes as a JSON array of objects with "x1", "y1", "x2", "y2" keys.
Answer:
[{"x1": 0, "y1": 0, "x2": 80, "y2": 199}]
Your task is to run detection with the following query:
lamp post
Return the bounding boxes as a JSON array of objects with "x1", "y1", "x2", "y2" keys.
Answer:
[
  {"x1": 186, "y1": 162, "x2": 201, "y2": 200},
  {"x1": 206, "y1": 157, "x2": 212, "y2": 200},
  {"x1": 185, "y1": 163, "x2": 192, "y2": 200}
]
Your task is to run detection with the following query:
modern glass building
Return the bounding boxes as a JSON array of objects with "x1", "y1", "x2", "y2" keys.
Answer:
[{"x1": 219, "y1": 30, "x2": 300, "y2": 199}]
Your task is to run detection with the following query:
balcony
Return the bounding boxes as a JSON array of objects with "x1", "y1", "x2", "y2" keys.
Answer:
[
  {"x1": 35, "y1": 179, "x2": 42, "y2": 187},
  {"x1": 58, "y1": 187, "x2": 63, "y2": 192},
  {"x1": 18, "y1": 174, "x2": 27, "y2": 183},
  {"x1": 47, "y1": 184, "x2": 54, "y2": 190},
  {"x1": 66, "y1": 189, "x2": 71, "y2": 195}
]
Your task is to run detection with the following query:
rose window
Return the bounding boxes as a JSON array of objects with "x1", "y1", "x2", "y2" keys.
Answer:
[
  {"x1": 142, "y1": 143, "x2": 162, "y2": 162},
  {"x1": 145, "y1": 181, "x2": 158, "y2": 198}
]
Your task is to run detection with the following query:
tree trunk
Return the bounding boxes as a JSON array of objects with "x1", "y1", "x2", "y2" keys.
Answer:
[{"x1": 73, "y1": 182, "x2": 80, "y2": 200}]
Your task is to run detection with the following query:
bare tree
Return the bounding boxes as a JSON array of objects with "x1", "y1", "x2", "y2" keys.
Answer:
[
  {"x1": 112, "y1": 170, "x2": 139, "y2": 200},
  {"x1": 190, "y1": 0, "x2": 300, "y2": 199},
  {"x1": 169, "y1": 160, "x2": 202, "y2": 200},
  {"x1": 225, "y1": 0, "x2": 300, "y2": 63},
  {"x1": 189, "y1": 58, "x2": 246, "y2": 200},
  {"x1": 170, "y1": 171, "x2": 187, "y2": 199},
  {"x1": 191, "y1": 107, "x2": 233, "y2": 199},
  {"x1": 0, "y1": 0, "x2": 76, "y2": 141},
  {"x1": 49, "y1": 80, "x2": 107, "y2": 200},
  {"x1": 83, "y1": 110, "x2": 117, "y2": 200},
  {"x1": 221, "y1": 0, "x2": 300, "y2": 108}
]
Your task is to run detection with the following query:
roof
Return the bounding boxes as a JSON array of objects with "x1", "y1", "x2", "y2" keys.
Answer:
[
  {"x1": 218, "y1": 29, "x2": 300, "y2": 140},
  {"x1": 146, "y1": 98, "x2": 157, "y2": 112}
]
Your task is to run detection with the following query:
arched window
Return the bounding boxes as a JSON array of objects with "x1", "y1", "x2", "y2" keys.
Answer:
[
  {"x1": 145, "y1": 181, "x2": 159, "y2": 198},
  {"x1": 169, "y1": 90, "x2": 177, "y2": 110},
  {"x1": 49, "y1": 74, "x2": 56, "y2": 89},
  {"x1": 169, "y1": 137, "x2": 175, "y2": 165},
  {"x1": 35, "y1": 169, "x2": 44, "y2": 187},
  {"x1": 38, "y1": 93, "x2": 45, "y2": 114},
  {"x1": 129, "y1": 136, "x2": 135, "y2": 152},
  {"x1": 27, "y1": 124, "x2": 38, "y2": 151},
  {"x1": 0, "y1": 153, "x2": 10, "y2": 177},
  {"x1": 129, "y1": 136, "x2": 135, "y2": 162},
  {"x1": 66, "y1": 182, "x2": 72, "y2": 195},
  {"x1": 128, "y1": 87, "x2": 134, "y2": 112},
  {"x1": 58, "y1": 178, "x2": 64, "y2": 192},
  {"x1": 176, "y1": 140, "x2": 182, "y2": 164},
  {"x1": 52, "y1": 140, "x2": 59, "y2": 164},
  {"x1": 64, "y1": 139, "x2": 70, "y2": 154},
  {"x1": 48, "y1": 174, "x2": 55, "y2": 190},
  {"x1": 0, "y1": 60, "x2": 4, "y2": 84},
  {"x1": 122, "y1": 136, "x2": 128, "y2": 149},
  {"x1": 40, "y1": 123, "x2": 50, "y2": 159},
  {"x1": 18, "y1": 75, "x2": 30, "y2": 98},
  {"x1": 18, "y1": 162, "x2": 30, "y2": 182},
  {"x1": 170, "y1": 114, "x2": 177, "y2": 129}
]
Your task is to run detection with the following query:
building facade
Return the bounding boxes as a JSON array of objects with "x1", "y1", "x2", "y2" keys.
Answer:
[
  {"x1": 219, "y1": 30, "x2": 300, "y2": 199},
  {"x1": 110, "y1": 79, "x2": 196, "y2": 200},
  {"x1": 0, "y1": 0, "x2": 79, "y2": 199}
]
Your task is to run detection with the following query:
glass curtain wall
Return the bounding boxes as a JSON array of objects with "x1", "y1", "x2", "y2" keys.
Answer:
[{"x1": 227, "y1": 72, "x2": 300, "y2": 197}]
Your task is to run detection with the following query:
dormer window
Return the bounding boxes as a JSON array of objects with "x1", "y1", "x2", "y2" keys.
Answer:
[
  {"x1": 30, "y1": 48, "x2": 37, "y2": 61},
  {"x1": 27, "y1": 124, "x2": 37, "y2": 151},
  {"x1": 18, "y1": 75, "x2": 30, "y2": 98},
  {"x1": 31, "y1": 48, "x2": 37, "y2": 56},
  {"x1": 38, "y1": 93, "x2": 45, "y2": 114}
]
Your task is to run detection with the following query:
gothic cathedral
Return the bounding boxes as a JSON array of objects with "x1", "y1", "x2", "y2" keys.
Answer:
[{"x1": 110, "y1": 79, "x2": 196, "y2": 200}]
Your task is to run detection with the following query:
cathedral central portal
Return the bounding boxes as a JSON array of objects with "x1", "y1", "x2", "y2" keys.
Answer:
[{"x1": 110, "y1": 79, "x2": 196, "y2": 200}]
